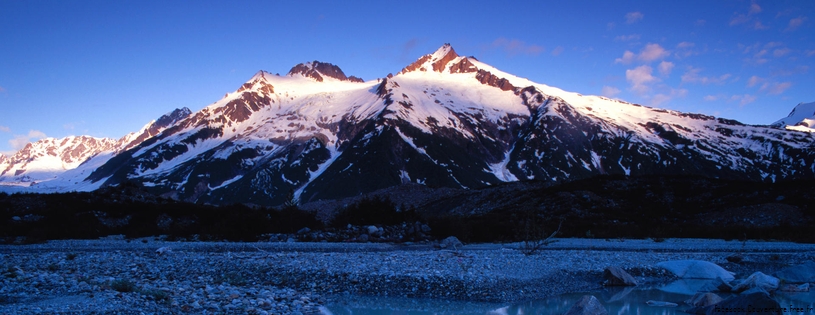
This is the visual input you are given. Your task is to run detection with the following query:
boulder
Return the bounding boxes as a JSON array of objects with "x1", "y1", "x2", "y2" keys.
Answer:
[
  {"x1": 563, "y1": 295, "x2": 608, "y2": 315},
  {"x1": 686, "y1": 292, "x2": 782, "y2": 315},
  {"x1": 603, "y1": 266, "x2": 638, "y2": 286},
  {"x1": 656, "y1": 260, "x2": 735, "y2": 282},
  {"x1": 685, "y1": 292, "x2": 723, "y2": 307},
  {"x1": 367, "y1": 225, "x2": 378, "y2": 235},
  {"x1": 731, "y1": 271, "x2": 779, "y2": 293},
  {"x1": 774, "y1": 261, "x2": 815, "y2": 284},
  {"x1": 699, "y1": 277, "x2": 733, "y2": 292},
  {"x1": 439, "y1": 236, "x2": 463, "y2": 250},
  {"x1": 779, "y1": 283, "x2": 809, "y2": 292}
]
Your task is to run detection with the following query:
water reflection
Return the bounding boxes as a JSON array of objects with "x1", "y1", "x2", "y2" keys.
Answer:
[{"x1": 324, "y1": 280, "x2": 815, "y2": 315}]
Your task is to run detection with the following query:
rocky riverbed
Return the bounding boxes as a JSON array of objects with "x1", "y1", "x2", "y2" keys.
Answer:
[{"x1": 1, "y1": 238, "x2": 814, "y2": 314}]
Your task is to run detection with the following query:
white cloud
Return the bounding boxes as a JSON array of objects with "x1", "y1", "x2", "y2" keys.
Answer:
[
  {"x1": 786, "y1": 17, "x2": 806, "y2": 31},
  {"x1": 703, "y1": 95, "x2": 719, "y2": 101},
  {"x1": 753, "y1": 21, "x2": 768, "y2": 30},
  {"x1": 626, "y1": 65, "x2": 657, "y2": 95},
  {"x1": 696, "y1": 19, "x2": 706, "y2": 26},
  {"x1": 638, "y1": 43, "x2": 669, "y2": 62},
  {"x1": 658, "y1": 61, "x2": 674, "y2": 76},
  {"x1": 492, "y1": 38, "x2": 544, "y2": 56},
  {"x1": 0, "y1": 126, "x2": 9, "y2": 133},
  {"x1": 601, "y1": 86, "x2": 621, "y2": 97},
  {"x1": 9, "y1": 130, "x2": 47, "y2": 151},
  {"x1": 681, "y1": 67, "x2": 731, "y2": 84},
  {"x1": 615, "y1": 51, "x2": 636, "y2": 64},
  {"x1": 551, "y1": 46, "x2": 564, "y2": 56},
  {"x1": 625, "y1": 12, "x2": 644, "y2": 24},
  {"x1": 0, "y1": 86, "x2": 5, "y2": 93}
]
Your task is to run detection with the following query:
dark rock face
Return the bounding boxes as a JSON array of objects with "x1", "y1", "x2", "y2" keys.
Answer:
[
  {"x1": 288, "y1": 61, "x2": 363, "y2": 82},
  {"x1": 475, "y1": 69, "x2": 515, "y2": 91}
]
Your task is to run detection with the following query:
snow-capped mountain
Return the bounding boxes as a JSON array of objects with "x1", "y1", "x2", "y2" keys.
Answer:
[
  {"x1": 5, "y1": 44, "x2": 815, "y2": 204},
  {"x1": 0, "y1": 108, "x2": 191, "y2": 191},
  {"x1": 773, "y1": 101, "x2": 815, "y2": 132}
]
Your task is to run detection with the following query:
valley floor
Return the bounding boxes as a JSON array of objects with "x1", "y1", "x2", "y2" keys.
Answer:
[{"x1": 1, "y1": 238, "x2": 813, "y2": 314}]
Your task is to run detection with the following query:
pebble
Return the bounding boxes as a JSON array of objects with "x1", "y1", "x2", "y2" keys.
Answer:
[{"x1": 1, "y1": 238, "x2": 814, "y2": 313}]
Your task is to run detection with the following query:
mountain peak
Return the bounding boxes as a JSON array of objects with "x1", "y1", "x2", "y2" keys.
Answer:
[
  {"x1": 399, "y1": 43, "x2": 461, "y2": 75},
  {"x1": 287, "y1": 61, "x2": 363, "y2": 83},
  {"x1": 773, "y1": 101, "x2": 815, "y2": 132}
]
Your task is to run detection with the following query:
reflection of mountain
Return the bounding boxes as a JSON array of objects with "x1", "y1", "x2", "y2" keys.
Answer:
[{"x1": 3, "y1": 44, "x2": 815, "y2": 206}]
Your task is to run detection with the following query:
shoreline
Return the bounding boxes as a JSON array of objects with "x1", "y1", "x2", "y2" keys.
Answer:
[{"x1": 2, "y1": 238, "x2": 814, "y2": 313}]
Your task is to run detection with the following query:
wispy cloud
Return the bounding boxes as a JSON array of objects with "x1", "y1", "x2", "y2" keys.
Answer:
[
  {"x1": 773, "y1": 48, "x2": 791, "y2": 57},
  {"x1": 0, "y1": 86, "x2": 5, "y2": 93},
  {"x1": 747, "y1": 76, "x2": 792, "y2": 95},
  {"x1": 615, "y1": 51, "x2": 636, "y2": 64},
  {"x1": 674, "y1": 42, "x2": 698, "y2": 58},
  {"x1": 638, "y1": 43, "x2": 669, "y2": 62},
  {"x1": 680, "y1": 67, "x2": 731, "y2": 84},
  {"x1": 626, "y1": 65, "x2": 657, "y2": 95},
  {"x1": 786, "y1": 16, "x2": 807, "y2": 31},
  {"x1": 703, "y1": 95, "x2": 720, "y2": 101},
  {"x1": 551, "y1": 46, "x2": 564, "y2": 56},
  {"x1": 650, "y1": 88, "x2": 687, "y2": 107},
  {"x1": 749, "y1": 3, "x2": 762, "y2": 14},
  {"x1": 730, "y1": 3, "x2": 766, "y2": 29},
  {"x1": 601, "y1": 86, "x2": 621, "y2": 98},
  {"x1": 730, "y1": 94, "x2": 757, "y2": 107},
  {"x1": 625, "y1": 12, "x2": 644, "y2": 24},
  {"x1": 0, "y1": 126, "x2": 10, "y2": 132},
  {"x1": 614, "y1": 34, "x2": 641, "y2": 42},
  {"x1": 615, "y1": 43, "x2": 668, "y2": 65},
  {"x1": 762, "y1": 82, "x2": 792, "y2": 95},
  {"x1": 492, "y1": 38, "x2": 544, "y2": 56},
  {"x1": 9, "y1": 130, "x2": 47, "y2": 151},
  {"x1": 658, "y1": 61, "x2": 674, "y2": 76}
]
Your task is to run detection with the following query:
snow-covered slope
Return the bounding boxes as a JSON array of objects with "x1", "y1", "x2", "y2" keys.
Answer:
[
  {"x1": 773, "y1": 101, "x2": 815, "y2": 132},
  {"x1": 6, "y1": 44, "x2": 815, "y2": 204}
]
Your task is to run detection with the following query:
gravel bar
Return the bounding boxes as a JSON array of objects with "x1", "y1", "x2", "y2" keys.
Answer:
[{"x1": 2, "y1": 238, "x2": 814, "y2": 314}]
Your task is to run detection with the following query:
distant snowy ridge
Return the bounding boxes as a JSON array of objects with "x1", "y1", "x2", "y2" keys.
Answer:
[
  {"x1": 773, "y1": 101, "x2": 815, "y2": 132},
  {"x1": 2, "y1": 44, "x2": 814, "y2": 205},
  {"x1": 0, "y1": 108, "x2": 191, "y2": 190}
]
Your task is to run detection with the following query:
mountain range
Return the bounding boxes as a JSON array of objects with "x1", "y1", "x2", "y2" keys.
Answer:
[{"x1": 2, "y1": 44, "x2": 814, "y2": 206}]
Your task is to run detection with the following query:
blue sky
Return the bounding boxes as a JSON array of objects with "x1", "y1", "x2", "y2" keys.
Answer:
[{"x1": 1, "y1": 0, "x2": 813, "y2": 155}]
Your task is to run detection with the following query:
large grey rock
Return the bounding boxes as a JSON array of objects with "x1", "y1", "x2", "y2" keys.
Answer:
[
  {"x1": 603, "y1": 266, "x2": 638, "y2": 286},
  {"x1": 656, "y1": 260, "x2": 735, "y2": 282},
  {"x1": 731, "y1": 271, "x2": 779, "y2": 293},
  {"x1": 685, "y1": 292, "x2": 723, "y2": 307},
  {"x1": 774, "y1": 261, "x2": 815, "y2": 284},
  {"x1": 564, "y1": 295, "x2": 608, "y2": 315},
  {"x1": 686, "y1": 292, "x2": 782, "y2": 315}
]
